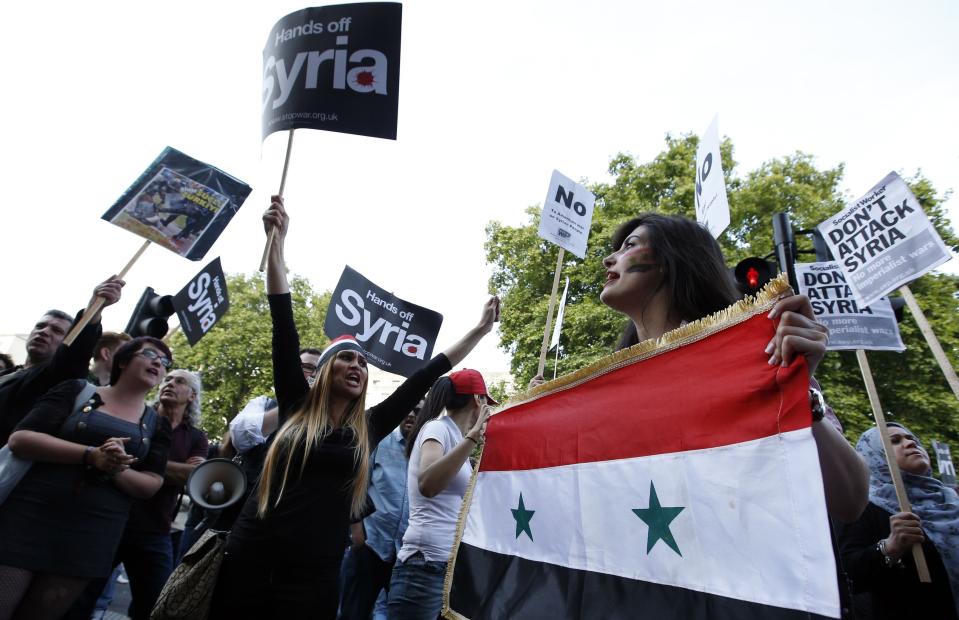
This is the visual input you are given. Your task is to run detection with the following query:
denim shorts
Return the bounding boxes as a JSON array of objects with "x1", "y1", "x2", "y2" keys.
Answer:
[{"x1": 386, "y1": 552, "x2": 448, "y2": 620}]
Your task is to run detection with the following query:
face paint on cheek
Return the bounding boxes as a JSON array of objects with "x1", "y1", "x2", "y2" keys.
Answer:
[{"x1": 624, "y1": 249, "x2": 658, "y2": 273}]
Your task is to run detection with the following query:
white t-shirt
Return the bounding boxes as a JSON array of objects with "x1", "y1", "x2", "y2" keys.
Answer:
[{"x1": 398, "y1": 416, "x2": 472, "y2": 563}]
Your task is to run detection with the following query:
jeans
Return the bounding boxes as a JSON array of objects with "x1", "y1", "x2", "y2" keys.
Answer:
[
  {"x1": 338, "y1": 544, "x2": 394, "y2": 620},
  {"x1": 115, "y1": 529, "x2": 175, "y2": 620},
  {"x1": 386, "y1": 552, "x2": 448, "y2": 620}
]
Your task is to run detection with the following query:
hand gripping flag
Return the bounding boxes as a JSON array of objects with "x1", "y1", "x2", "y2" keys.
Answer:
[{"x1": 443, "y1": 274, "x2": 840, "y2": 620}]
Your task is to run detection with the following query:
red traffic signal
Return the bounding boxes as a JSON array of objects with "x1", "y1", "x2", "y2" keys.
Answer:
[{"x1": 733, "y1": 258, "x2": 777, "y2": 295}]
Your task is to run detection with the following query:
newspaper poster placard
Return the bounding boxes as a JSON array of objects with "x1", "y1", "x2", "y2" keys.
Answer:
[
  {"x1": 931, "y1": 441, "x2": 957, "y2": 486},
  {"x1": 695, "y1": 115, "x2": 730, "y2": 238},
  {"x1": 324, "y1": 265, "x2": 443, "y2": 377},
  {"x1": 536, "y1": 170, "x2": 595, "y2": 259},
  {"x1": 102, "y1": 148, "x2": 252, "y2": 261},
  {"x1": 816, "y1": 171, "x2": 951, "y2": 308},
  {"x1": 173, "y1": 258, "x2": 230, "y2": 346},
  {"x1": 795, "y1": 262, "x2": 904, "y2": 352},
  {"x1": 262, "y1": 3, "x2": 402, "y2": 141}
]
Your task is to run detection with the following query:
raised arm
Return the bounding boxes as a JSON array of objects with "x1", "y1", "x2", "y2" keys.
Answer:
[{"x1": 263, "y1": 196, "x2": 309, "y2": 420}]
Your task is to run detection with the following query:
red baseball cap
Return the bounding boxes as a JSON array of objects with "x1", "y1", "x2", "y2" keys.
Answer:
[{"x1": 449, "y1": 369, "x2": 499, "y2": 406}]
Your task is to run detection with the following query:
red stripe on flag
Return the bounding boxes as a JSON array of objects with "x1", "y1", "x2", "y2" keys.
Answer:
[{"x1": 481, "y1": 314, "x2": 810, "y2": 471}]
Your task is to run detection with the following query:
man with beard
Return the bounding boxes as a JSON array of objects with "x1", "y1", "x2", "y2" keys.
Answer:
[
  {"x1": 338, "y1": 401, "x2": 422, "y2": 620},
  {"x1": 0, "y1": 277, "x2": 124, "y2": 447}
]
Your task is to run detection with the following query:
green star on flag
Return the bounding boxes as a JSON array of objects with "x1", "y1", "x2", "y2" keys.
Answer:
[
  {"x1": 511, "y1": 493, "x2": 535, "y2": 541},
  {"x1": 632, "y1": 481, "x2": 685, "y2": 556}
]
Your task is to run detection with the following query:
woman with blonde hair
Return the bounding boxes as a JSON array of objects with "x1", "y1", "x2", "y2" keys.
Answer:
[{"x1": 211, "y1": 197, "x2": 498, "y2": 619}]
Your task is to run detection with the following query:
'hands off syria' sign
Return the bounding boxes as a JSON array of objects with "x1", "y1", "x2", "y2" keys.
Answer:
[{"x1": 817, "y1": 172, "x2": 950, "y2": 308}]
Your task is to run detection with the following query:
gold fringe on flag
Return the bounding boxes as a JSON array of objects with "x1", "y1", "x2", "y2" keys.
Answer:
[{"x1": 441, "y1": 273, "x2": 792, "y2": 620}]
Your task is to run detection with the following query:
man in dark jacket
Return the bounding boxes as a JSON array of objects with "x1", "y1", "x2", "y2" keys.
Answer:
[{"x1": 0, "y1": 276, "x2": 124, "y2": 446}]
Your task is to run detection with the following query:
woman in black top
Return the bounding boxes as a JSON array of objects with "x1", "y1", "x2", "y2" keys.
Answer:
[
  {"x1": 211, "y1": 196, "x2": 498, "y2": 619},
  {"x1": 0, "y1": 337, "x2": 173, "y2": 620},
  {"x1": 838, "y1": 423, "x2": 959, "y2": 619}
]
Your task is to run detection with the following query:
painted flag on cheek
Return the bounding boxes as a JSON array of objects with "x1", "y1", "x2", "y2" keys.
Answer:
[{"x1": 443, "y1": 275, "x2": 840, "y2": 620}]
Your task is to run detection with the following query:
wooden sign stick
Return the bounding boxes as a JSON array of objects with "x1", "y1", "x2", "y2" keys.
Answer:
[
  {"x1": 855, "y1": 349, "x2": 931, "y2": 582},
  {"x1": 62, "y1": 239, "x2": 152, "y2": 347},
  {"x1": 259, "y1": 128, "x2": 296, "y2": 272},
  {"x1": 537, "y1": 247, "x2": 565, "y2": 378},
  {"x1": 898, "y1": 284, "x2": 959, "y2": 402}
]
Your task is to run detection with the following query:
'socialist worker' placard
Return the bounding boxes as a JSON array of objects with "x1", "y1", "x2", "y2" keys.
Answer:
[
  {"x1": 795, "y1": 262, "x2": 904, "y2": 352},
  {"x1": 537, "y1": 170, "x2": 596, "y2": 259},
  {"x1": 324, "y1": 265, "x2": 443, "y2": 377},
  {"x1": 262, "y1": 3, "x2": 402, "y2": 141},
  {"x1": 817, "y1": 171, "x2": 951, "y2": 308}
]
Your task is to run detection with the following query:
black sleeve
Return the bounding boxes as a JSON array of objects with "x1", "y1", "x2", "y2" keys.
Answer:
[
  {"x1": 367, "y1": 353, "x2": 452, "y2": 444},
  {"x1": 13, "y1": 379, "x2": 87, "y2": 435},
  {"x1": 138, "y1": 415, "x2": 173, "y2": 475},
  {"x1": 2, "y1": 310, "x2": 101, "y2": 428},
  {"x1": 837, "y1": 503, "x2": 892, "y2": 593},
  {"x1": 268, "y1": 293, "x2": 309, "y2": 426}
]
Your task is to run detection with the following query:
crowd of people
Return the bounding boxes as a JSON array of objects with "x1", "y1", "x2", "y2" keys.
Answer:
[{"x1": 0, "y1": 200, "x2": 955, "y2": 619}]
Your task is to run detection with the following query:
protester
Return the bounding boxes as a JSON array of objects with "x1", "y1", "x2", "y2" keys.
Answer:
[
  {"x1": 118, "y1": 369, "x2": 208, "y2": 619},
  {"x1": 0, "y1": 354, "x2": 14, "y2": 374},
  {"x1": 536, "y1": 213, "x2": 869, "y2": 522},
  {"x1": 838, "y1": 423, "x2": 959, "y2": 619},
  {"x1": 0, "y1": 276, "x2": 124, "y2": 447},
  {"x1": 0, "y1": 337, "x2": 172, "y2": 619},
  {"x1": 89, "y1": 332, "x2": 132, "y2": 386},
  {"x1": 209, "y1": 196, "x2": 498, "y2": 619},
  {"x1": 387, "y1": 373, "x2": 493, "y2": 620},
  {"x1": 338, "y1": 401, "x2": 421, "y2": 620}
]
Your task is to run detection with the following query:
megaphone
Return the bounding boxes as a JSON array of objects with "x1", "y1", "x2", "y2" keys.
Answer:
[{"x1": 186, "y1": 458, "x2": 247, "y2": 512}]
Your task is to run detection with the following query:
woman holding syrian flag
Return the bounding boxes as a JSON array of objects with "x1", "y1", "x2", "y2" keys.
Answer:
[
  {"x1": 210, "y1": 196, "x2": 499, "y2": 619},
  {"x1": 595, "y1": 213, "x2": 869, "y2": 522}
]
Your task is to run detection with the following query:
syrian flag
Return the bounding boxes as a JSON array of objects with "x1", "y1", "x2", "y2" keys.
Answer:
[{"x1": 443, "y1": 284, "x2": 840, "y2": 619}]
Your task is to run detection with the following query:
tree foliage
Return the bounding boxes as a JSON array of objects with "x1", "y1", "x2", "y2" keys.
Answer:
[
  {"x1": 487, "y1": 134, "x2": 959, "y2": 445},
  {"x1": 167, "y1": 272, "x2": 331, "y2": 439}
]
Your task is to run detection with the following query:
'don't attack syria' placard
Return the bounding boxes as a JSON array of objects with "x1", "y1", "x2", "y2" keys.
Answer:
[
  {"x1": 102, "y1": 148, "x2": 252, "y2": 261},
  {"x1": 262, "y1": 3, "x2": 402, "y2": 141},
  {"x1": 172, "y1": 258, "x2": 230, "y2": 346},
  {"x1": 795, "y1": 262, "x2": 904, "y2": 352},
  {"x1": 536, "y1": 170, "x2": 596, "y2": 259},
  {"x1": 324, "y1": 265, "x2": 443, "y2": 377},
  {"x1": 817, "y1": 171, "x2": 951, "y2": 308}
]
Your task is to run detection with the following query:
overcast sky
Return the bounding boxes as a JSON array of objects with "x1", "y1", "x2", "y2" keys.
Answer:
[{"x1": 1, "y1": 0, "x2": 956, "y2": 374}]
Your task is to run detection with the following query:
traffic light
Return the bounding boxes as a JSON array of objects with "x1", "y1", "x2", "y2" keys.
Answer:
[
  {"x1": 125, "y1": 287, "x2": 175, "y2": 338},
  {"x1": 732, "y1": 258, "x2": 777, "y2": 296}
]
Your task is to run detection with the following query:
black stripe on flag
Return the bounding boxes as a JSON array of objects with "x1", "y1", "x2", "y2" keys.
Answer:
[{"x1": 449, "y1": 543, "x2": 835, "y2": 620}]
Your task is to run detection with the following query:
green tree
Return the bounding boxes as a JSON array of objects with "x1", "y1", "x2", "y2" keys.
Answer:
[
  {"x1": 167, "y1": 272, "x2": 331, "y2": 439},
  {"x1": 487, "y1": 133, "x2": 959, "y2": 445}
]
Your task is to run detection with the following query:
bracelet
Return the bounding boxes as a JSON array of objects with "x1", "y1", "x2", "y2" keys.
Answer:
[
  {"x1": 877, "y1": 539, "x2": 904, "y2": 568},
  {"x1": 82, "y1": 446, "x2": 95, "y2": 468},
  {"x1": 808, "y1": 388, "x2": 826, "y2": 422},
  {"x1": 465, "y1": 435, "x2": 480, "y2": 446}
]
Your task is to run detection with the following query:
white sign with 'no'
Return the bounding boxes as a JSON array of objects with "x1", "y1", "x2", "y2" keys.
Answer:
[
  {"x1": 537, "y1": 169, "x2": 595, "y2": 259},
  {"x1": 695, "y1": 115, "x2": 731, "y2": 238}
]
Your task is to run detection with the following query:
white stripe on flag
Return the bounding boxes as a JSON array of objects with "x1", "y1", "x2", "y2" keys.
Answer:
[{"x1": 465, "y1": 429, "x2": 839, "y2": 618}]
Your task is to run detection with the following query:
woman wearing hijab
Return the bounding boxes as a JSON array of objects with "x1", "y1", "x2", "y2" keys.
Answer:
[{"x1": 838, "y1": 423, "x2": 959, "y2": 618}]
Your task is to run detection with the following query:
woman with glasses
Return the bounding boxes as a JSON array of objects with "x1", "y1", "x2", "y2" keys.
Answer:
[{"x1": 0, "y1": 337, "x2": 173, "y2": 620}]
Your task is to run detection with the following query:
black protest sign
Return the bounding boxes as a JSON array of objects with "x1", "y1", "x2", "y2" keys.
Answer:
[
  {"x1": 173, "y1": 258, "x2": 230, "y2": 345},
  {"x1": 102, "y1": 148, "x2": 252, "y2": 261},
  {"x1": 932, "y1": 441, "x2": 956, "y2": 486},
  {"x1": 262, "y1": 3, "x2": 402, "y2": 141},
  {"x1": 324, "y1": 265, "x2": 442, "y2": 377}
]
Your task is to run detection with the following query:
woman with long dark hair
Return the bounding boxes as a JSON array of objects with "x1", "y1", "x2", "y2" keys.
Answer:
[
  {"x1": 0, "y1": 337, "x2": 173, "y2": 620},
  {"x1": 211, "y1": 197, "x2": 498, "y2": 619},
  {"x1": 596, "y1": 213, "x2": 868, "y2": 521},
  {"x1": 387, "y1": 370, "x2": 494, "y2": 619}
]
